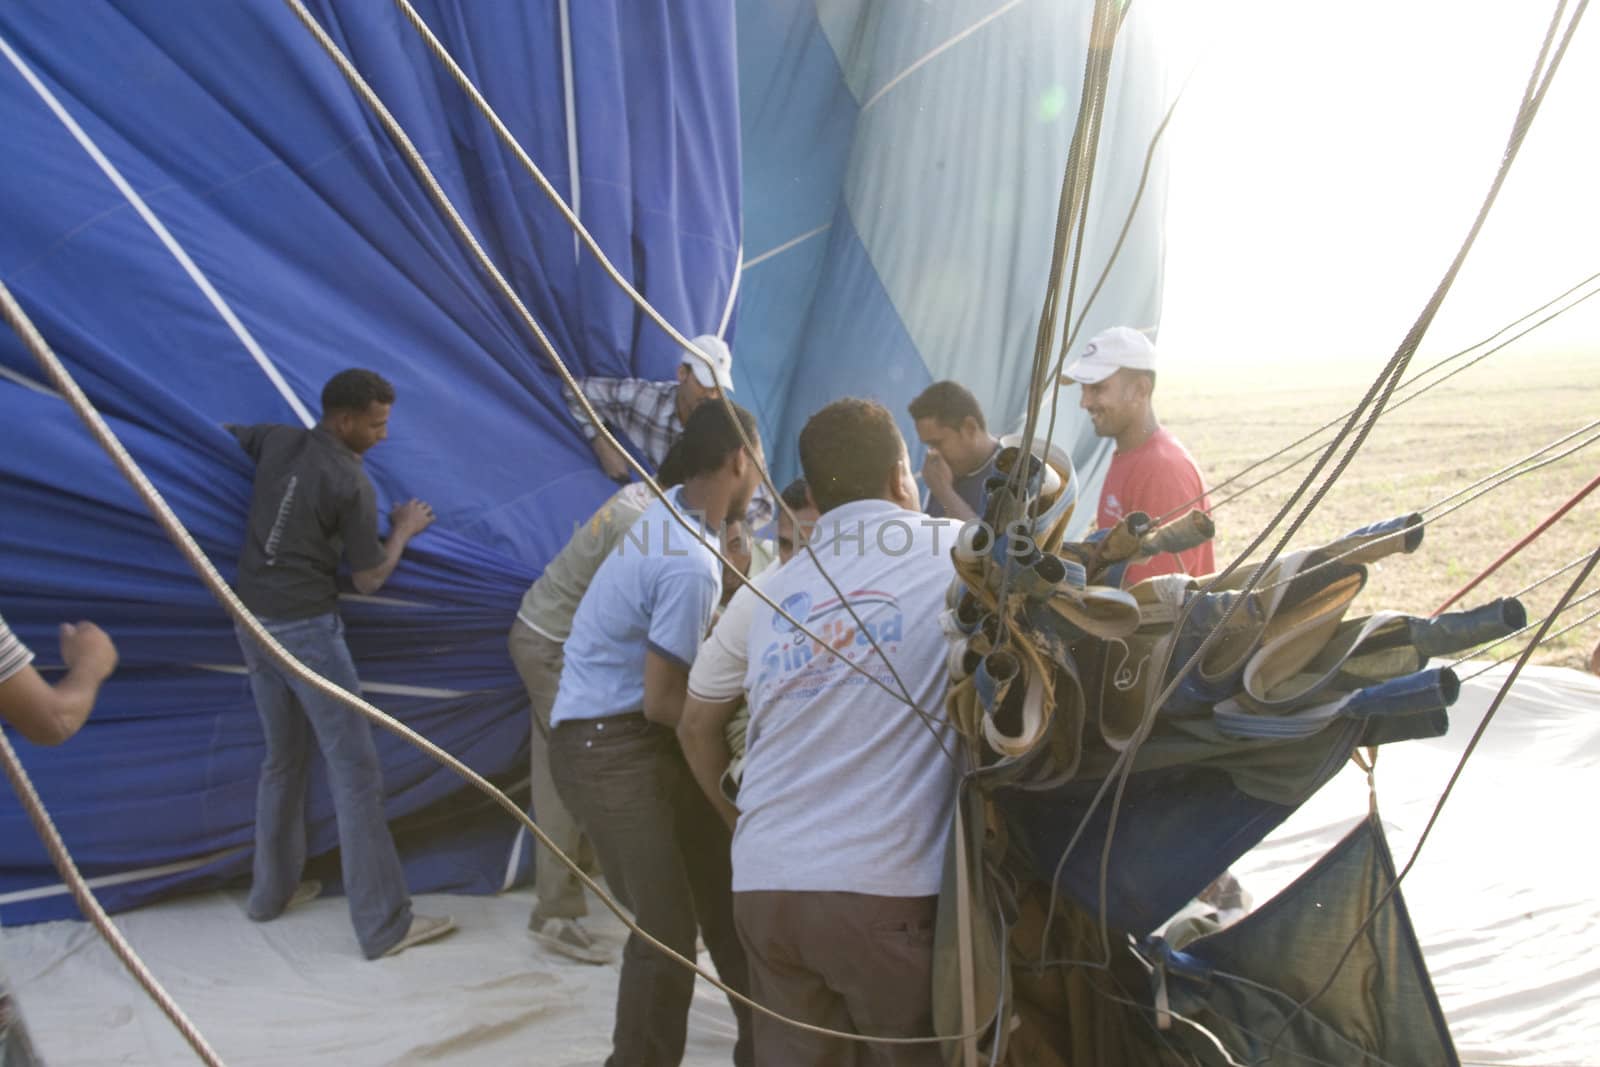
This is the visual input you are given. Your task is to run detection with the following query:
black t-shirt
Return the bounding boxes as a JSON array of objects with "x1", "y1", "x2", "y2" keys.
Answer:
[{"x1": 229, "y1": 424, "x2": 386, "y2": 620}]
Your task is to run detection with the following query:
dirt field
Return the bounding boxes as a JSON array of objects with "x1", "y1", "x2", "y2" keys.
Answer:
[{"x1": 1158, "y1": 348, "x2": 1600, "y2": 671}]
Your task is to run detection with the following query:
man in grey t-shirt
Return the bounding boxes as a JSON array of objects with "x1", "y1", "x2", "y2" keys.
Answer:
[
  {"x1": 682, "y1": 398, "x2": 958, "y2": 1065},
  {"x1": 227, "y1": 368, "x2": 449, "y2": 961}
]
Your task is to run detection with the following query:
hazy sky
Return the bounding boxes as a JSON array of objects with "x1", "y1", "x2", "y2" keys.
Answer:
[{"x1": 1147, "y1": 0, "x2": 1600, "y2": 370}]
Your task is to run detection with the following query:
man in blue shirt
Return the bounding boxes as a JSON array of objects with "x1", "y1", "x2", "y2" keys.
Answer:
[
  {"x1": 908, "y1": 381, "x2": 1001, "y2": 522},
  {"x1": 549, "y1": 399, "x2": 764, "y2": 1067}
]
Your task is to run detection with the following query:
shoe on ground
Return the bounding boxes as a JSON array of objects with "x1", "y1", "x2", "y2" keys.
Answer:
[
  {"x1": 287, "y1": 880, "x2": 322, "y2": 910},
  {"x1": 528, "y1": 915, "x2": 612, "y2": 965},
  {"x1": 247, "y1": 879, "x2": 322, "y2": 922},
  {"x1": 382, "y1": 914, "x2": 456, "y2": 958}
]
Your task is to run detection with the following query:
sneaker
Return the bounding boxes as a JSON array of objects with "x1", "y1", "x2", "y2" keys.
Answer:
[
  {"x1": 528, "y1": 916, "x2": 612, "y2": 965},
  {"x1": 287, "y1": 880, "x2": 322, "y2": 910},
  {"x1": 381, "y1": 914, "x2": 456, "y2": 958},
  {"x1": 247, "y1": 880, "x2": 322, "y2": 922}
]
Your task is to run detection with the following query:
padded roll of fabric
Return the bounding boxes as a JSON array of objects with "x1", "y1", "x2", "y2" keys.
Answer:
[
  {"x1": 1214, "y1": 666, "x2": 1459, "y2": 742},
  {"x1": 1410, "y1": 598, "x2": 1527, "y2": 659},
  {"x1": 1139, "y1": 508, "x2": 1214, "y2": 560}
]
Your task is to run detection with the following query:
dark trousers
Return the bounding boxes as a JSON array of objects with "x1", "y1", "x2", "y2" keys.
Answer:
[
  {"x1": 734, "y1": 890, "x2": 943, "y2": 1066},
  {"x1": 550, "y1": 714, "x2": 753, "y2": 1067}
]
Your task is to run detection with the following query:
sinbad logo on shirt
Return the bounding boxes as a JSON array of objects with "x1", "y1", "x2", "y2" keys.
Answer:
[
  {"x1": 774, "y1": 591, "x2": 812, "y2": 633},
  {"x1": 757, "y1": 589, "x2": 905, "y2": 690}
]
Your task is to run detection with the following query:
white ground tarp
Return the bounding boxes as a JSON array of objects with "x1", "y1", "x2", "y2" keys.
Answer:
[{"x1": 2, "y1": 664, "x2": 1596, "y2": 1065}]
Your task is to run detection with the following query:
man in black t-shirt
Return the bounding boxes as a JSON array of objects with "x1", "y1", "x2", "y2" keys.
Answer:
[{"x1": 228, "y1": 369, "x2": 451, "y2": 960}]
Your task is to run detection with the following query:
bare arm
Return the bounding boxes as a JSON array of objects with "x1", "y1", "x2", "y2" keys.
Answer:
[
  {"x1": 352, "y1": 499, "x2": 434, "y2": 595},
  {"x1": 0, "y1": 623, "x2": 118, "y2": 747},
  {"x1": 642, "y1": 648, "x2": 690, "y2": 728},
  {"x1": 563, "y1": 379, "x2": 636, "y2": 482},
  {"x1": 678, "y1": 695, "x2": 742, "y2": 829},
  {"x1": 590, "y1": 437, "x2": 634, "y2": 482}
]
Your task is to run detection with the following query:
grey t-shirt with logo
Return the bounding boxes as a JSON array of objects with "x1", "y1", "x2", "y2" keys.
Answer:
[{"x1": 733, "y1": 499, "x2": 959, "y2": 897}]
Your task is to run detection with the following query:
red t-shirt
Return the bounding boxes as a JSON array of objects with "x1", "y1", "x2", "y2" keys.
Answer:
[{"x1": 1097, "y1": 427, "x2": 1214, "y2": 586}]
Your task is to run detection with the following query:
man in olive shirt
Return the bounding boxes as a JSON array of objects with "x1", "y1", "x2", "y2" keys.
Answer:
[
  {"x1": 509, "y1": 478, "x2": 658, "y2": 964},
  {"x1": 228, "y1": 368, "x2": 450, "y2": 960}
]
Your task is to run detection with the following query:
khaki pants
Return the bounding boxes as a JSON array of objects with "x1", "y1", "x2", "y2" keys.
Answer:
[
  {"x1": 507, "y1": 621, "x2": 587, "y2": 920},
  {"x1": 734, "y1": 889, "x2": 943, "y2": 1066}
]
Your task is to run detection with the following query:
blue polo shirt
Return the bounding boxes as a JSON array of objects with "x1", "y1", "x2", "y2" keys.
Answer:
[{"x1": 550, "y1": 488, "x2": 721, "y2": 724}]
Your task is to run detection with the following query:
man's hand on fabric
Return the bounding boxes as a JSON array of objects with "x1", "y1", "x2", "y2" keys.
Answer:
[
  {"x1": 355, "y1": 500, "x2": 434, "y2": 594},
  {"x1": 390, "y1": 499, "x2": 436, "y2": 537}
]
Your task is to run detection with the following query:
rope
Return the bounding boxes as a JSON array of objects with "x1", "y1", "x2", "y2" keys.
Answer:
[
  {"x1": 1272, "y1": 538, "x2": 1600, "y2": 1050},
  {"x1": 1464, "y1": 602, "x2": 1600, "y2": 680},
  {"x1": 1024, "y1": 0, "x2": 1256, "y2": 971},
  {"x1": 1433, "y1": 472, "x2": 1600, "y2": 616},
  {"x1": 1505, "y1": 548, "x2": 1599, "y2": 601},
  {"x1": 0, "y1": 721, "x2": 224, "y2": 1067},
  {"x1": 1038, "y1": 4, "x2": 1222, "y2": 453},
  {"x1": 1265, "y1": 0, "x2": 1589, "y2": 1032},
  {"x1": 0, "y1": 279, "x2": 986, "y2": 1051},
  {"x1": 1451, "y1": 582, "x2": 1600, "y2": 675},
  {"x1": 379, "y1": 0, "x2": 956, "y2": 763},
  {"x1": 996, "y1": 0, "x2": 1126, "y2": 632},
  {"x1": 1421, "y1": 421, "x2": 1600, "y2": 517},
  {"x1": 1075, "y1": 961, "x2": 1380, "y2": 1067},
  {"x1": 1268, "y1": 6, "x2": 1595, "y2": 1041},
  {"x1": 1158, "y1": 273, "x2": 1600, "y2": 524},
  {"x1": 1222, "y1": 418, "x2": 1600, "y2": 602},
  {"x1": 1068, "y1": 0, "x2": 1586, "y2": 997},
  {"x1": 282, "y1": 0, "x2": 959, "y2": 769}
]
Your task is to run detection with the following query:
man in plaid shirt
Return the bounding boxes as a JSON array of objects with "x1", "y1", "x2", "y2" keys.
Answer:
[{"x1": 563, "y1": 334, "x2": 736, "y2": 482}]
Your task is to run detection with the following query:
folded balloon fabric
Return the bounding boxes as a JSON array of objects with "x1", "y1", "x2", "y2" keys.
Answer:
[
  {"x1": 937, "y1": 460, "x2": 1526, "y2": 939},
  {"x1": 942, "y1": 471, "x2": 1523, "y2": 790}
]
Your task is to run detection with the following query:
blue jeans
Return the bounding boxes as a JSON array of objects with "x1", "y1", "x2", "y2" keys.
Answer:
[{"x1": 236, "y1": 612, "x2": 411, "y2": 959}]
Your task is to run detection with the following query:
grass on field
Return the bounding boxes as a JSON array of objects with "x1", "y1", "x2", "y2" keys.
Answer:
[{"x1": 1158, "y1": 348, "x2": 1600, "y2": 672}]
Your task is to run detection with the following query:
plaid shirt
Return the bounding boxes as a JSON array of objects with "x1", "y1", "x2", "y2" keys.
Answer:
[
  {"x1": 563, "y1": 375, "x2": 775, "y2": 525},
  {"x1": 563, "y1": 376, "x2": 683, "y2": 467}
]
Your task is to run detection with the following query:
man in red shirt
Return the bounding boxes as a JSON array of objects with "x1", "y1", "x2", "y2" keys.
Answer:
[{"x1": 1062, "y1": 327, "x2": 1214, "y2": 585}]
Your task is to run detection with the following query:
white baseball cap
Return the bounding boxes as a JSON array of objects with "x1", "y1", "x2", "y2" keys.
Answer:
[
  {"x1": 681, "y1": 334, "x2": 735, "y2": 392},
  {"x1": 1063, "y1": 327, "x2": 1158, "y2": 384}
]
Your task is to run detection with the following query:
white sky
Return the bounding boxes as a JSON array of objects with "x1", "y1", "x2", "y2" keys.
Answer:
[{"x1": 1148, "y1": 0, "x2": 1600, "y2": 370}]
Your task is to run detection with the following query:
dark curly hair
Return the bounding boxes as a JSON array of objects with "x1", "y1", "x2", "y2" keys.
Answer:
[
  {"x1": 798, "y1": 398, "x2": 905, "y2": 513},
  {"x1": 321, "y1": 369, "x2": 395, "y2": 416}
]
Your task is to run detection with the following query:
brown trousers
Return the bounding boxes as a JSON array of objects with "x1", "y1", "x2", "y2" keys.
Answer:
[{"x1": 734, "y1": 890, "x2": 944, "y2": 1066}]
